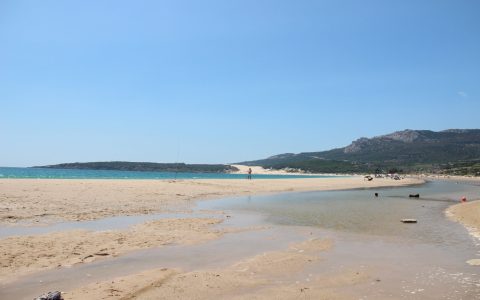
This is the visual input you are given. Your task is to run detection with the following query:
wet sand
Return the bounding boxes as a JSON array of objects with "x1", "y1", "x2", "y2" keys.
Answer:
[
  {"x1": 447, "y1": 200, "x2": 480, "y2": 230},
  {"x1": 0, "y1": 218, "x2": 226, "y2": 283},
  {"x1": 0, "y1": 176, "x2": 422, "y2": 224},
  {"x1": 65, "y1": 238, "x2": 348, "y2": 300},
  {"x1": 0, "y1": 176, "x2": 426, "y2": 298},
  {"x1": 446, "y1": 200, "x2": 480, "y2": 243},
  {"x1": 419, "y1": 174, "x2": 480, "y2": 186}
]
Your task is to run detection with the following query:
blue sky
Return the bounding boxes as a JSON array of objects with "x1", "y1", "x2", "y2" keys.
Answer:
[{"x1": 1, "y1": 0, "x2": 479, "y2": 167}]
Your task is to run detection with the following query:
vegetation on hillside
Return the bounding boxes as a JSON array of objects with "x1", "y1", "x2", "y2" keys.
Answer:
[
  {"x1": 241, "y1": 129, "x2": 480, "y2": 175},
  {"x1": 35, "y1": 162, "x2": 238, "y2": 173}
]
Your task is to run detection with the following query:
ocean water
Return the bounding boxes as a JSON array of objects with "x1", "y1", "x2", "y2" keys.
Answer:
[{"x1": 0, "y1": 167, "x2": 335, "y2": 180}]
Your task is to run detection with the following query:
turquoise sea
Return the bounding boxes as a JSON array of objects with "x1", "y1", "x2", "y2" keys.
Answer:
[{"x1": 0, "y1": 167, "x2": 335, "y2": 180}]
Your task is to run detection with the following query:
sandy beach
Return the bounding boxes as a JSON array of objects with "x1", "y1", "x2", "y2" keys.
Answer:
[
  {"x1": 231, "y1": 164, "x2": 310, "y2": 175},
  {"x1": 0, "y1": 218, "x2": 227, "y2": 283},
  {"x1": 418, "y1": 174, "x2": 480, "y2": 185},
  {"x1": 446, "y1": 199, "x2": 480, "y2": 267},
  {"x1": 0, "y1": 176, "x2": 422, "y2": 225},
  {"x1": 447, "y1": 200, "x2": 480, "y2": 231},
  {"x1": 446, "y1": 200, "x2": 480, "y2": 241},
  {"x1": 65, "y1": 238, "x2": 346, "y2": 300},
  {"x1": 6, "y1": 175, "x2": 480, "y2": 299}
]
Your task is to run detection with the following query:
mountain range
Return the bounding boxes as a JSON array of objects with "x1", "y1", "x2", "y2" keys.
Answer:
[
  {"x1": 240, "y1": 129, "x2": 480, "y2": 175},
  {"x1": 35, "y1": 129, "x2": 480, "y2": 175}
]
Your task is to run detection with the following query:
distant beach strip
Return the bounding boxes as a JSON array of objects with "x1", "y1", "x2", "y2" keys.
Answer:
[{"x1": 0, "y1": 167, "x2": 343, "y2": 180}]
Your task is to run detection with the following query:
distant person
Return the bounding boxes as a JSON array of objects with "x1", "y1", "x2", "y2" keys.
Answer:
[{"x1": 247, "y1": 168, "x2": 252, "y2": 180}]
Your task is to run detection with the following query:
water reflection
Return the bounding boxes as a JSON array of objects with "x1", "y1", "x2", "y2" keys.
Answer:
[{"x1": 200, "y1": 181, "x2": 480, "y2": 245}]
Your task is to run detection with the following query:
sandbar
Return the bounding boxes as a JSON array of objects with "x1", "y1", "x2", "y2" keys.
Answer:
[
  {"x1": 446, "y1": 199, "x2": 480, "y2": 241},
  {"x1": 0, "y1": 176, "x2": 423, "y2": 225},
  {"x1": 0, "y1": 175, "x2": 424, "y2": 298}
]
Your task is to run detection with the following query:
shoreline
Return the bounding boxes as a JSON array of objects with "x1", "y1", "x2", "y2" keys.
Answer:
[
  {"x1": 417, "y1": 174, "x2": 480, "y2": 184},
  {"x1": 2, "y1": 177, "x2": 480, "y2": 299},
  {"x1": 0, "y1": 177, "x2": 423, "y2": 284},
  {"x1": 446, "y1": 199, "x2": 480, "y2": 242},
  {"x1": 0, "y1": 176, "x2": 423, "y2": 225},
  {"x1": 445, "y1": 199, "x2": 480, "y2": 266}
]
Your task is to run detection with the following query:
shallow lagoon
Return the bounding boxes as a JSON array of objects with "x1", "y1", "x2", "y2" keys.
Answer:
[
  {"x1": 1, "y1": 180, "x2": 480, "y2": 299},
  {"x1": 200, "y1": 180, "x2": 480, "y2": 244},
  {"x1": 200, "y1": 180, "x2": 480, "y2": 299}
]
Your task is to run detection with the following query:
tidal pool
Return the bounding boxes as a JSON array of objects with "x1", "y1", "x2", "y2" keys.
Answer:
[{"x1": 2, "y1": 180, "x2": 480, "y2": 299}]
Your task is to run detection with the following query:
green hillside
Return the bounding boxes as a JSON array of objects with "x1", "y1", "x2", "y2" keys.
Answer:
[
  {"x1": 240, "y1": 129, "x2": 480, "y2": 175},
  {"x1": 35, "y1": 161, "x2": 238, "y2": 173}
]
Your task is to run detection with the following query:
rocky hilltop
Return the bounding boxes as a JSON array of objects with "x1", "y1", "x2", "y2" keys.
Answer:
[{"x1": 240, "y1": 129, "x2": 480, "y2": 175}]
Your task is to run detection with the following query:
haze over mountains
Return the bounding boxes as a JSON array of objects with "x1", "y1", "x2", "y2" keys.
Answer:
[{"x1": 37, "y1": 129, "x2": 480, "y2": 176}]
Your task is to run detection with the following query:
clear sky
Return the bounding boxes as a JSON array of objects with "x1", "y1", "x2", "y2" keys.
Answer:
[{"x1": 1, "y1": 0, "x2": 479, "y2": 167}]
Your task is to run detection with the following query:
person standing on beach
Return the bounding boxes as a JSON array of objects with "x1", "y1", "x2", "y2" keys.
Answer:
[{"x1": 247, "y1": 168, "x2": 252, "y2": 180}]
